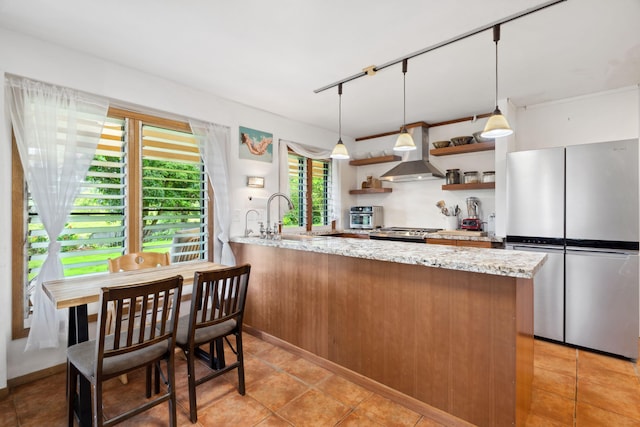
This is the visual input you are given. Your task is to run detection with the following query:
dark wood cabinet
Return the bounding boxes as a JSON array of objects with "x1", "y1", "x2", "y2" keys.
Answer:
[{"x1": 426, "y1": 238, "x2": 502, "y2": 248}]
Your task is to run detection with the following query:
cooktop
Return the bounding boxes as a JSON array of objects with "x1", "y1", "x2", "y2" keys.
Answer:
[{"x1": 369, "y1": 227, "x2": 442, "y2": 242}]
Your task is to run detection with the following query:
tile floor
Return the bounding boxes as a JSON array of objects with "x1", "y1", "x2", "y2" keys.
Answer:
[{"x1": 1, "y1": 335, "x2": 639, "y2": 426}]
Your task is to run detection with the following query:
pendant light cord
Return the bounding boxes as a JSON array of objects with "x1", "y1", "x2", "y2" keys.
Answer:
[
  {"x1": 402, "y1": 59, "x2": 408, "y2": 128},
  {"x1": 338, "y1": 83, "x2": 342, "y2": 140},
  {"x1": 493, "y1": 25, "x2": 501, "y2": 109}
]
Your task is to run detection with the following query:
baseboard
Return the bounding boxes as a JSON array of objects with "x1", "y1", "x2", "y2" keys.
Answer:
[
  {"x1": 243, "y1": 325, "x2": 472, "y2": 427},
  {"x1": 7, "y1": 363, "x2": 66, "y2": 390},
  {"x1": 0, "y1": 387, "x2": 8, "y2": 400}
]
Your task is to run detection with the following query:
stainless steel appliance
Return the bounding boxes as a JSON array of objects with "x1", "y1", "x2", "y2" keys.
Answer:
[
  {"x1": 349, "y1": 206, "x2": 383, "y2": 229},
  {"x1": 369, "y1": 227, "x2": 442, "y2": 243},
  {"x1": 506, "y1": 238, "x2": 565, "y2": 342},
  {"x1": 506, "y1": 139, "x2": 639, "y2": 359}
]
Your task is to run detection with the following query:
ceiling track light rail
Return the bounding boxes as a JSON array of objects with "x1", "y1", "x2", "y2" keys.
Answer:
[{"x1": 313, "y1": 0, "x2": 566, "y2": 94}]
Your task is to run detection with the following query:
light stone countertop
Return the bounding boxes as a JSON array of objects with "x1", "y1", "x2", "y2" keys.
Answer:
[
  {"x1": 424, "y1": 232, "x2": 504, "y2": 243},
  {"x1": 342, "y1": 229, "x2": 503, "y2": 242},
  {"x1": 230, "y1": 235, "x2": 545, "y2": 279}
]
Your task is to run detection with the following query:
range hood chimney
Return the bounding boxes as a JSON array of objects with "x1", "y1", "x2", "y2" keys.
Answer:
[{"x1": 380, "y1": 125, "x2": 444, "y2": 182}]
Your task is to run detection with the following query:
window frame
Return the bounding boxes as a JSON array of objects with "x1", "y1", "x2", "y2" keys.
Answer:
[
  {"x1": 284, "y1": 151, "x2": 333, "y2": 233},
  {"x1": 11, "y1": 107, "x2": 214, "y2": 339}
]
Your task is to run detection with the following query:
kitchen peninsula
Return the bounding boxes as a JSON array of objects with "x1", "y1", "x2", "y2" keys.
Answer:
[{"x1": 230, "y1": 236, "x2": 546, "y2": 426}]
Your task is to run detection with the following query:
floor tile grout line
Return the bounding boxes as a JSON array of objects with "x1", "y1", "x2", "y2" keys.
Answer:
[
  {"x1": 332, "y1": 407, "x2": 358, "y2": 427},
  {"x1": 573, "y1": 347, "x2": 640, "y2": 423}
]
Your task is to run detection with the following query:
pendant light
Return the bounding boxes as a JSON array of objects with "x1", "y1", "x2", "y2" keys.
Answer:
[
  {"x1": 330, "y1": 83, "x2": 350, "y2": 159},
  {"x1": 481, "y1": 24, "x2": 513, "y2": 138},
  {"x1": 394, "y1": 59, "x2": 416, "y2": 151}
]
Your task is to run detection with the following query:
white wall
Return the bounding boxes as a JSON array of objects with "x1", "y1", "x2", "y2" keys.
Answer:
[
  {"x1": 349, "y1": 87, "x2": 640, "y2": 234},
  {"x1": 0, "y1": 28, "x2": 349, "y2": 385},
  {"x1": 349, "y1": 122, "x2": 497, "y2": 230},
  {"x1": 364, "y1": 89, "x2": 639, "y2": 235},
  {"x1": 515, "y1": 86, "x2": 639, "y2": 150}
]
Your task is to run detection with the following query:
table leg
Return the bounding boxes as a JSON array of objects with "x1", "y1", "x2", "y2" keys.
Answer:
[
  {"x1": 193, "y1": 338, "x2": 226, "y2": 370},
  {"x1": 214, "y1": 337, "x2": 226, "y2": 370},
  {"x1": 68, "y1": 305, "x2": 92, "y2": 427}
]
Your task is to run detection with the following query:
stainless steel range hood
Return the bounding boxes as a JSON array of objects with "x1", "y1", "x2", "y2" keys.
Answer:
[{"x1": 380, "y1": 126, "x2": 444, "y2": 182}]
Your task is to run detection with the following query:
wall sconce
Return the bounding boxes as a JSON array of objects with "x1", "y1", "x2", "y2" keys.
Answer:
[{"x1": 247, "y1": 176, "x2": 265, "y2": 188}]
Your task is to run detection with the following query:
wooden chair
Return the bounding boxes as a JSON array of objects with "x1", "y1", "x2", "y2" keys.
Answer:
[
  {"x1": 67, "y1": 275, "x2": 183, "y2": 427},
  {"x1": 106, "y1": 252, "x2": 171, "y2": 384},
  {"x1": 107, "y1": 252, "x2": 170, "y2": 273},
  {"x1": 176, "y1": 264, "x2": 251, "y2": 423}
]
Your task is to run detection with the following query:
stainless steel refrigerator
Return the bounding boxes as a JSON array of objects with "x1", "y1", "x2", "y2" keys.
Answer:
[{"x1": 506, "y1": 139, "x2": 639, "y2": 359}]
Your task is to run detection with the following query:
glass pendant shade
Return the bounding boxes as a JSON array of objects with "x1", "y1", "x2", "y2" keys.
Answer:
[
  {"x1": 394, "y1": 127, "x2": 416, "y2": 151},
  {"x1": 481, "y1": 107, "x2": 513, "y2": 138},
  {"x1": 330, "y1": 139, "x2": 349, "y2": 159}
]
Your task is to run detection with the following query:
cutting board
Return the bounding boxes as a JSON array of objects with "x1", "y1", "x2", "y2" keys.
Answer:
[{"x1": 435, "y1": 230, "x2": 487, "y2": 237}]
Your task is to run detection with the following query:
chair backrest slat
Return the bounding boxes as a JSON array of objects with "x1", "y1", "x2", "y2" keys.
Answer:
[
  {"x1": 96, "y1": 276, "x2": 183, "y2": 364},
  {"x1": 188, "y1": 265, "x2": 251, "y2": 340},
  {"x1": 113, "y1": 301, "x2": 123, "y2": 346}
]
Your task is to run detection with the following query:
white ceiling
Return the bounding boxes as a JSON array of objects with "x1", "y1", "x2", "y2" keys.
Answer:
[{"x1": 0, "y1": 0, "x2": 638, "y2": 138}]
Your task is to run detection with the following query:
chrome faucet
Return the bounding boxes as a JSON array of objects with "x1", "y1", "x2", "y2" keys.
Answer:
[
  {"x1": 266, "y1": 192, "x2": 294, "y2": 239},
  {"x1": 244, "y1": 209, "x2": 260, "y2": 237}
]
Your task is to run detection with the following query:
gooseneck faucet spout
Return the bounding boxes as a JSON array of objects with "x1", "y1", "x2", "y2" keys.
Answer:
[
  {"x1": 244, "y1": 209, "x2": 260, "y2": 237},
  {"x1": 266, "y1": 192, "x2": 294, "y2": 238}
]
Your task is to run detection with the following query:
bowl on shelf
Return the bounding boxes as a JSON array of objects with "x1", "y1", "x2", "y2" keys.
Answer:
[
  {"x1": 472, "y1": 131, "x2": 495, "y2": 144},
  {"x1": 432, "y1": 140, "x2": 450, "y2": 149},
  {"x1": 450, "y1": 136, "x2": 474, "y2": 146}
]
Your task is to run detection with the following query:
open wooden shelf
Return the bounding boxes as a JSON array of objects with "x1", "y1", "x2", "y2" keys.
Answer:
[
  {"x1": 430, "y1": 141, "x2": 495, "y2": 156},
  {"x1": 349, "y1": 188, "x2": 393, "y2": 194},
  {"x1": 442, "y1": 182, "x2": 495, "y2": 191},
  {"x1": 349, "y1": 155, "x2": 401, "y2": 166}
]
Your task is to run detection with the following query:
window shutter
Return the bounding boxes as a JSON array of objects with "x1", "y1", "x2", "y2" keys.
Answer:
[
  {"x1": 140, "y1": 125, "x2": 207, "y2": 262},
  {"x1": 283, "y1": 152, "x2": 331, "y2": 228},
  {"x1": 311, "y1": 159, "x2": 331, "y2": 226},
  {"x1": 285, "y1": 153, "x2": 305, "y2": 226}
]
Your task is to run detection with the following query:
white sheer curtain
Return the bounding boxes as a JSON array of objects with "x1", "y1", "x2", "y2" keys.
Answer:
[
  {"x1": 6, "y1": 76, "x2": 109, "y2": 350},
  {"x1": 278, "y1": 139, "x2": 342, "y2": 226},
  {"x1": 189, "y1": 120, "x2": 235, "y2": 266}
]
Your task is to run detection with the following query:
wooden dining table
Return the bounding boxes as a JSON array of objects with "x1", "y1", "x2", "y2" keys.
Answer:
[{"x1": 43, "y1": 260, "x2": 224, "y2": 427}]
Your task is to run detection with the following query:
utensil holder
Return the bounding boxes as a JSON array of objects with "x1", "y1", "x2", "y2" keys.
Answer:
[{"x1": 444, "y1": 216, "x2": 458, "y2": 230}]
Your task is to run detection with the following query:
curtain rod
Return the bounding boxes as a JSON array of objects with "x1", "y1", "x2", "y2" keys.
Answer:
[{"x1": 313, "y1": 0, "x2": 567, "y2": 94}]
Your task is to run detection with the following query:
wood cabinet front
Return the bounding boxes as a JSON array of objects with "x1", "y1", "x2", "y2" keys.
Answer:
[
  {"x1": 333, "y1": 233, "x2": 369, "y2": 239},
  {"x1": 426, "y1": 238, "x2": 502, "y2": 249},
  {"x1": 231, "y1": 242, "x2": 532, "y2": 426}
]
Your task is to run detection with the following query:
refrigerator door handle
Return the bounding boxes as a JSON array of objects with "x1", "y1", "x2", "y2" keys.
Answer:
[
  {"x1": 566, "y1": 247, "x2": 638, "y2": 257},
  {"x1": 511, "y1": 245, "x2": 564, "y2": 253}
]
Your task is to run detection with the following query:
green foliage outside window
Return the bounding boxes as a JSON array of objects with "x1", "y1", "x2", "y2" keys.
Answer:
[{"x1": 282, "y1": 155, "x2": 330, "y2": 228}]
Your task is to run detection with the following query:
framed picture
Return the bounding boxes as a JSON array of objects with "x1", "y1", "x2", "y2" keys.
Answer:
[{"x1": 239, "y1": 126, "x2": 273, "y2": 163}]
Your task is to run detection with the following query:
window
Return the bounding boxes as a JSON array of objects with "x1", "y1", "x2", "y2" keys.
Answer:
[
  {"x1": 283, "y1": 152, "x2": 332, "y2": 231},
  {"x1": 140, "y1": 124, "x2": 208, "y2": 260},
  {"x1": 12, "y1": 108, "x2": 212, "y2": 337}
]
